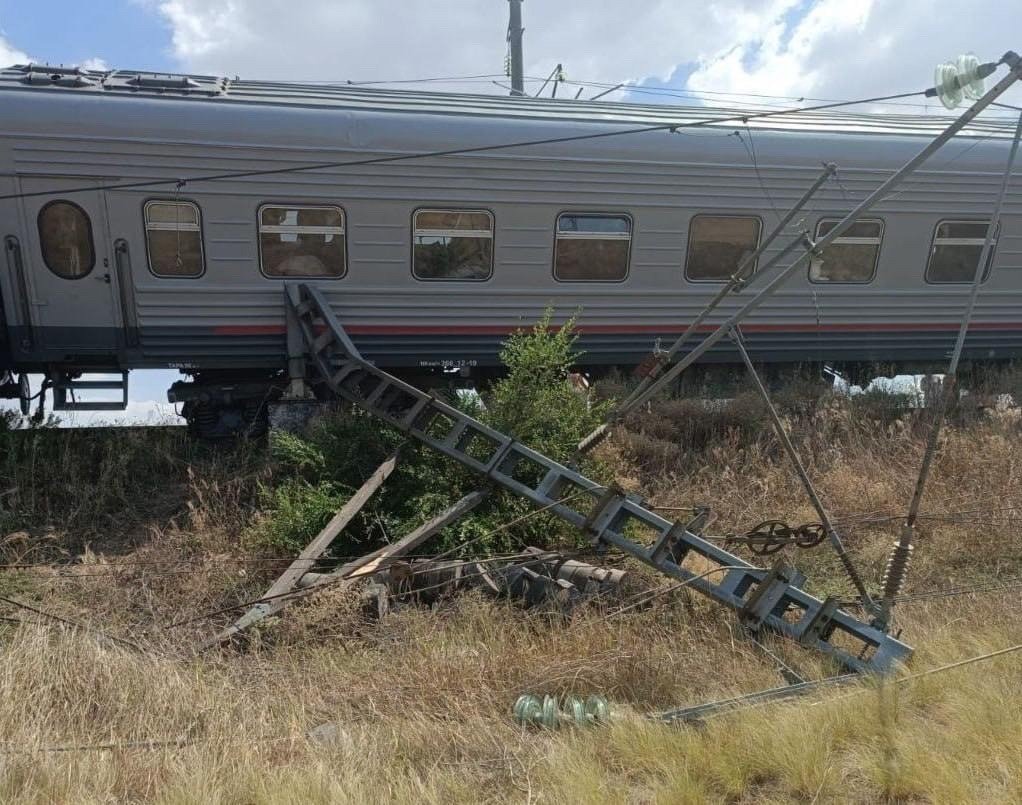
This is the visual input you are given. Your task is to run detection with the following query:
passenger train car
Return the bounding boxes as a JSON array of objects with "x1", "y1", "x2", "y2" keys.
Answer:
[{"x1": 0, "y1": 63, "x2": 1019, "y2": 433}]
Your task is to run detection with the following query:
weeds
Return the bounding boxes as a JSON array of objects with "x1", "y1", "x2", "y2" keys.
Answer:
[
  {"x1": 256, "y1": 310, "x2": 612, "y2": 556},
  {"x1": 0, "y1": 325, "x2": 1020, "y2": 801}
]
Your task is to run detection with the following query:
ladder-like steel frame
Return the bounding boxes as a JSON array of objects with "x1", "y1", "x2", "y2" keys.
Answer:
[{"x1": 286, "y1": 283, "x2": 911, "y2": 674}]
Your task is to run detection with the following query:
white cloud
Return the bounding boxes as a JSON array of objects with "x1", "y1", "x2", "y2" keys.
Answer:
[
  {"x1": 687, "y1": 0, "x2": 874, "y2": 99},
  {"x1": 0, "y1": 31, "x2": 107, "y2": 74},
  {"x1": 79, "y1": 57, "x2": 110, "y2": 72},
  {"x1": 686, "y1": 0, "x2": 1022, "y2": 108},
  {"x1": 154, "y1": 0, "x2": 792, "y2": 89},
  {"x1": 0, "y1": 33, "x2": 30, "y2": 67},
  {"x1": 154, "y1": 0, "x2": 1021, "y2": 109}
]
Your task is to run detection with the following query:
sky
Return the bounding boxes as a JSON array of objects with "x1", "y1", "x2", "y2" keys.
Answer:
[{"x1": 0, "y1": 0, "x2": 1019, "y2": 424}]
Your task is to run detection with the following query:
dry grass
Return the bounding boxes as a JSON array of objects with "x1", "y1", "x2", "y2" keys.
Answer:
[
  {"x1": 0, "y1": 598, "x2": 1019, "y2": 803},
  {"x1": 1, "y1": 392, "x2": 1021, "y2": 802}
]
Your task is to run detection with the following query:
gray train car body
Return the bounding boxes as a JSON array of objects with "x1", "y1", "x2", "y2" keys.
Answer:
[{"x1": 1, "y1": 64, "x2": 1021, "y2": 424}]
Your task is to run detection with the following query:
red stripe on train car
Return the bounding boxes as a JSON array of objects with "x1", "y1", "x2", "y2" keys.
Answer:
[{"x1": 211, "y1": 321, "x2": 1022, "y2": 336}]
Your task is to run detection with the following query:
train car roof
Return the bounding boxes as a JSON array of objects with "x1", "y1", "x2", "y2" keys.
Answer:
[{"x1": 2, "y1": 63, "x2": 1019, "y2": 141}]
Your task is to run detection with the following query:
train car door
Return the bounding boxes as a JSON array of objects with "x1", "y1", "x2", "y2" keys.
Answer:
[{"x1": 17, "y1": 177, "x2": 120, "y2": 355}]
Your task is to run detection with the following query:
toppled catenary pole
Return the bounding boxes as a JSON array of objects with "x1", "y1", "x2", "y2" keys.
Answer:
[
  {"x1": 284, "y1": 56, "x2": 1022, "y2": 673},
  {"x1": 876, "y1": 108, "x2": 1022, "y2": 629}
]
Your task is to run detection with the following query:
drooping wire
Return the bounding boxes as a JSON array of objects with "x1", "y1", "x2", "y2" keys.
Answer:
[
  {"x1": 0, "y1": 90, "x2": 937, "y2": 205},
  {"x1": 0, "y1": 595, "x2": 143, "y2": 651},
  {"x1": 736, "y1": 122, "x2": 783, "y2": 223},
  {"x1": 291, "y1": 70, "x2": 961, "y2": 113}
]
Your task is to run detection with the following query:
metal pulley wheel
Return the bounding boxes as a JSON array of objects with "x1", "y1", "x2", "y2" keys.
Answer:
[
  {"x1": 795, "y1": 522, "x2": 826, "y2": 548},
  {"x1": 746, "y1": 520, "x2": 791, "y2": 555}
]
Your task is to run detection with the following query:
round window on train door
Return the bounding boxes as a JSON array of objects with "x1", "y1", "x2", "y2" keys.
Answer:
[{"x1": 37, "y1": 200, "x2": 96, "y2": 280}]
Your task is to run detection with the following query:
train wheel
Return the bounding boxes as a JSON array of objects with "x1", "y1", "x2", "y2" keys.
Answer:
[{"x1": 184, "y1": 399, "x2": 268, "y2": 440}]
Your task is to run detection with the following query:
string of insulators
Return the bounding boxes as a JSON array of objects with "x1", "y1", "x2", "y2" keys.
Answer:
[
  {"x1": 930, "y1": 53, "x2": 995, "y2": 109},
  {"x1": 513, "y1": 694, "x2": 610, "y2": 728},
  {"x1": 881, "y1": 538, "x2": 914, "y2": 604}
]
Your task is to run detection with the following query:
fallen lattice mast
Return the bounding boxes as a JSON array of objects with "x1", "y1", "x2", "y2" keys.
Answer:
[
  {"x1": 286, "y1": 282, "x2": 910, "y2": 674},
  {"x1": 276, "y1": 51, "x2": 1022, "y2": 677}
]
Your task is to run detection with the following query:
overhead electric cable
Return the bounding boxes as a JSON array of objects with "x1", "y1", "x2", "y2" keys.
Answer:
[{"x1": 0, "y1": 90, "x2": 932, "y2": 204}]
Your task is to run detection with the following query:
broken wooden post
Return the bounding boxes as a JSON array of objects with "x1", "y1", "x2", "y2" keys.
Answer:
[
  {"x1": 294, "y1": 489, "x2": 488, "y2": 591},
  {"x1": 201, "y1": 453, "x2": 399, "y2": 648},
  {"x1": 203, "y1": 487, "x2": 487, "y2": 648}
]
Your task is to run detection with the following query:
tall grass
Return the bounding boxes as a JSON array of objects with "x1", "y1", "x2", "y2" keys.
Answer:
[
  {"x1": 0, "y1": 350, "x2": 1020, "y2": 801},
  {"x1": 0, "y1": 596, "x2": 1018, "y2": 802}
]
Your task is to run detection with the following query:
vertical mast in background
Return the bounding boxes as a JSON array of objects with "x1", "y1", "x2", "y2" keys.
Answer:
[{"x1": 507, "y1": 0, "x2": 525, "y2": 96}]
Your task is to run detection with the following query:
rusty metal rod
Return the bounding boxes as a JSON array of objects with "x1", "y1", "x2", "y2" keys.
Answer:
[
  {"x1": 729, "y1": 326, "x2": 875, "y2": 610},
  {"x1": 612, "y1": 163, "x2": 836, "y2": 418},
  {"x1": 878, "y1": 108, "x2": 1022, "y2": 628}
]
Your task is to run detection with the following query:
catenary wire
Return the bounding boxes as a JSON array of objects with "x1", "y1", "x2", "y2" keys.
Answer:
[
  {"x1": 665, "y1": 641, "x2": 1022, "y2": 724},
  {"x1": 0, "y1": 595, "x2": 143, "y2": 650},
  {"x1": 283, "y1": 70, "x2": 979, "y2": 113},
  {"x1": 0, "y1": 90, "x2": 932, "y2": 204}
]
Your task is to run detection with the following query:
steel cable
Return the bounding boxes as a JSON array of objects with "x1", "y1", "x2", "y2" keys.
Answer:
[{"x1": 0, "y1": 91, "x2": 935, "y2": 204}]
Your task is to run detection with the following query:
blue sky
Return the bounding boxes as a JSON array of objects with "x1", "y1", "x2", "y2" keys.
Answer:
[
  {"x1": 0, "y1": 1, "x2": 703, "y2": 104},
  {"x1": 0, "y1": 1, "x2": 172, "y2": 70}
]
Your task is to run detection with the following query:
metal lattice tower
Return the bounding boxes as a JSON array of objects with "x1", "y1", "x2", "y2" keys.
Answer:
[{"x1": 285, "y1": 283, "x2": 912, "y2": 674}]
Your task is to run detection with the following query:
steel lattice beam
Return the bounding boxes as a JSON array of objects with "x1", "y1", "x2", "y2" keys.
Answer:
[{"x1": 286, "y1": 283, "x2": 912, "y2": 674}]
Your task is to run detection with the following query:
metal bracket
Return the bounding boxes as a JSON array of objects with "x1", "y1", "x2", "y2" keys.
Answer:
[
  {"x1": 739, "y1": 558, "x2": 806, "y2": 631},
  {"x1": 799, "y1": 596, "x2": 840, "y2": 646},
  {"x1": 52, "y1": 371, "x2": 129, "y2": 411}
]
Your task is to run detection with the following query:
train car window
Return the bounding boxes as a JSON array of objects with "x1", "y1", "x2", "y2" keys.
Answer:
[
  {"x1": 258, "y1": 205, "x2": 345, "y2": 278},
  {"x1": 38, "y1": 200, "x2": 95, "y2": 279},
  {"x1": 685, "y1": 215, "x2": 761, "y2": 281},
  {"x1": 144, "y1": 201, "x2": 204, "y2": 277},
  {"x1": 412, "y1": 209, "x2": 493, "y2": 280},
  {"x1": 553, "y1": 213, "x2": 631, "y2": 281},
  {"x1": 925, "y1": 220, "x2": 996, "y2": 283},
  {"x1": 810, "y1": 218, "x2": 883, "y2": 283}
]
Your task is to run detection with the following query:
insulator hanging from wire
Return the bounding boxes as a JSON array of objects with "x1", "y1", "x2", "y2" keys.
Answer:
[
  {"x1": 956, "y1": 52, "x2": 986, "y2": 100},
  {"x1": 932, "y1": 53, "x2": 992, "y2": 109},
  {"x1": 934, "y1": 62, "x2": 963, "y2": 110}
]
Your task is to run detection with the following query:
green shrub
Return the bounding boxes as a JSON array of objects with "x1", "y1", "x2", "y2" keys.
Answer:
[
  {"x1": 255, "y1": 478, "x2": 351, "y2": 555},
  {"x1": 255, "y1": 310, "x2": 613, "y2": 557},
  {"x1": 485, "y1": 308, "x2": 612, "y2": 463}
]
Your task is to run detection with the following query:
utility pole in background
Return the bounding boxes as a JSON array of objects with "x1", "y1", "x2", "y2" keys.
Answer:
[{"x1": 507, "y1": 0, "x2": 525, "y2": 96}]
